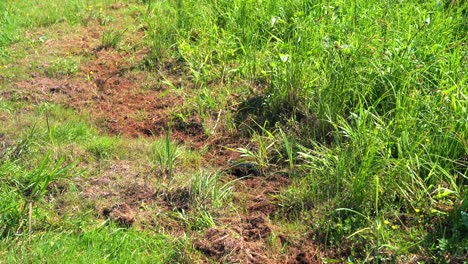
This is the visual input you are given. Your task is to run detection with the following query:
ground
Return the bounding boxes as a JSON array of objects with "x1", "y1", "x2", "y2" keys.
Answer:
[
  {"x1": 2, "y1": 1, "x2": 465, "y2": 263},
  {"x1": 0, "y1": 3, "x2": 323, "y2": 263}
]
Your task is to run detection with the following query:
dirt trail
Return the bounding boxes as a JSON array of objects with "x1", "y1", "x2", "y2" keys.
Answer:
[{"x1": 10, "y1": 9, "x2": 322, "y2": 263}]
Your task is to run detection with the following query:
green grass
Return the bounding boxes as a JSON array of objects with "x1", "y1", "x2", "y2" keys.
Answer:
[
  {"x1": 45, "y1": 57, "x2": 80, "y2": 77},
  {"x1": 140, "y1": 0, "x2": 467, "y2": 261},
  {"x1": 151, "y1": 130, "x2": 180, "y2": 181},
  {"x1": 86, "y1": 136, "x2": 121, "y2": 161},
  {"x1": 100, "y1": 30, "x2": 126, "y2": 50},
  {"x1": 0, "y1": 0, "x2": 466, "y2": 262},
  {"x1": 0, "y1": 226, "x2": 176, "y2": 263}
]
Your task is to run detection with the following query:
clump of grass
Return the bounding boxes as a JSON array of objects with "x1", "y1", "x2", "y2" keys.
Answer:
[
  {"x1": 151, "y1": 130, "x2": 180, "y2": 181},
  {"x1": 175, "y1": 208, "x2": 216, "y2": 231},
  {"x1": 100, "y1": 30, "x2": 126, "y2": 50},
  {"x1": 167, "y1": 171, "x2": 233, "y2": 231},
  {"x1": 17, "y1": 153, "x2": 74, "y2": 235},
  {"x1": 0, "y1": 153, "x2": 74, "y2": 237},
  {"x1": 45, "y1": 58, "x2": 79, "y2": 77},
  {"x1": 233, "y1": 124, "x2": 298, "y2": 176},
  {"x1": 191, "y1": 172, "x2": 233, "y2": 210},
  {"x1": 86, "y1": 136, "x2": 120, "y2": 160}
]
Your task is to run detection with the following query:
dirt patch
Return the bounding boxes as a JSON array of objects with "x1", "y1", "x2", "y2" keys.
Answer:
[
  {"x1": 195, "y1": 212, "x2": 319, "y2": 263},
  {"x1": 15, "y1": 56, "x2": 186, "y2": 139},
  {"x1": 195, "y1": 228, "x2": 239, "y2": 258},
  {"x1": 199, "y1": 134, "x2": 247, "y2": 167},
  {"x1": 233, "y1": 174, "x2": 292, "y2": 217},
  {"x1": 286, "y1": 249, "x2": 320, "y2": 264},
  {"x1": 195, "y1": 228, "x2": 269, "y2": 264},
  {"x1": 14, "y1": 22, "x2": 200, "y2": 142},
  {"x1": 173, "y1": 112, "x2": 206, "y2": 139},
  {"x1": 241, "y1": 215, "x2": 271, "y2": 241},
  {"x1": 192, "y1": 173, "x2": 318, "y2": 263},
  {"x1": 123, "y1": 183, "x2": 155, "y2": 204},
  {"x1": 247, "y1": 195, "x2": 279, "y2": 216},
  {"x1": 102, "y1": 203, "x2": 136, "y2": 227},
  {"x1": 162, "y1": 187, "x2": 192, "y2": 212},
  {"x1": 80, "y1": 161, "x2": 157, "y2": 226}
]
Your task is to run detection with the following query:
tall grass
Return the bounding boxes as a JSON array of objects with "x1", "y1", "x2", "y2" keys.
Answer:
[
  {"x1": 151, "y1": 130, "x2": 180, "y2": 181},
  {"x1": 144, "y1": 0, "x2": 467, "y2": 260}
]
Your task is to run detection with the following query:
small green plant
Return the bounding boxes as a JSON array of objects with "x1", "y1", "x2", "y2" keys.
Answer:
[
  {"x1": 176, "y1": 209, "x2": 216, "y2": 231},
  {"x1": 191, "y1": 172, "x2": 233, "y2": 210},
  {"x1": 45, "y1": 58, "x2": 79, "y2": 77},
  {"x1": 7, "y1": 126, "x2": 39, "y2": 160},
  {"x1": 152, "y1": 129, "x2": 180, "y2": 181},
  {"x1": 193, "y1": 210, "x2": 216, "y2": 230},
  {"x1": 235, "y1": 124, "x2": 277, "y2": 173},
  {"x1": 100, "y1": 30, "x2": 126, "y2": 49},
  {"x1": 86, "y1": 137, "x2": 119, "y2": 160},
  {"x1": 12, "y1": 153, "x2": 74, "y2": 236},
  {"x1": 278, "y1": 128, "x2": 295, "y2": 174}
]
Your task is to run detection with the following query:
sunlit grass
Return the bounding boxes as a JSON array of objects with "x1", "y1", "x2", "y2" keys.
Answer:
[
  {"x1": 0, "y1": 0, "x2": 466, "y2": 262},
  {"x1": 141, "y1": 0, "x2": 467, "y2": 261}
]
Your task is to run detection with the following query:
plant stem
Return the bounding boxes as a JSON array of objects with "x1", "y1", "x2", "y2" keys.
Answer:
[{"x1": 28, "y1": 201, "x2": 33, "y2": 240}]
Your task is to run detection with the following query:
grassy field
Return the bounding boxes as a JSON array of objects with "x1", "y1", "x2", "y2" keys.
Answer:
[{"x1": 0, "y1": 0, "x2": 467, "y2": 263}]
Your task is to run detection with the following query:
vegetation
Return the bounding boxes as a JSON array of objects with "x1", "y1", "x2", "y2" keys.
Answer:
[{"x1": 1, "y1": 0, "x2": 466, "y2": 262}]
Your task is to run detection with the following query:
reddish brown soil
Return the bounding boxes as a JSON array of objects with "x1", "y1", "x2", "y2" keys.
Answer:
[
  {"x1": 15, "y1": 50, "x2": 183, "y2": 139},
  {"x1": 79, "y1": 161, "x2": 157, "y2": 225},
  {"x1": 161, "y1": 170, "x2": 321, "y2": 263},
  {"x1": 14, "y1": 40, "x2": 238, "y2": 165},
  {"x1": 102, "y1": 203, "x2": 136, "y2": 227},
  {"x1": 8, "y1": 9, "x2": 324, "y2": 263}
]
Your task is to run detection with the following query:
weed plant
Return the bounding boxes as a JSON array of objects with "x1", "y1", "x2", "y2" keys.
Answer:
[
  {"x1": 100, "y1": 30, "x2": 126, "y2": 50},
  {"x1": 151, "y1": 130, "x2": 180, "y2": 181},
  {"x1": 171, "y1": 172, "x2": 233, "y2": 231},
  {"x1": 45, "y1": 58, "x2": 79, "y2": 77},
  {"x1": 0, "y1": 152, "x2": 73, "y2": 237},
  {"x1": 191, "y1": 172, "x2": 233, "y2": 210}
]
